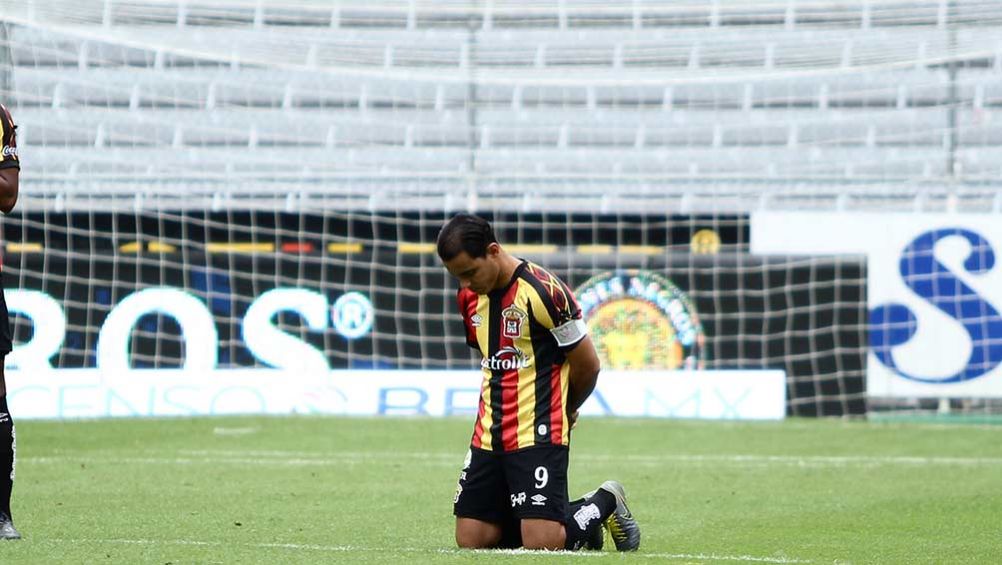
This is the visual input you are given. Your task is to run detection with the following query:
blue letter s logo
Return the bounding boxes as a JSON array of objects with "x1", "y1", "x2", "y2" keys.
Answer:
[{"x1": 870, "y1": 228, "x2": 1002, "y2": 383}]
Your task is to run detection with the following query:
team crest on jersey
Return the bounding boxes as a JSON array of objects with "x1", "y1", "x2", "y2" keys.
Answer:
[{"x1": 501, "y1": 305, "x2": 527, "y2": 338}]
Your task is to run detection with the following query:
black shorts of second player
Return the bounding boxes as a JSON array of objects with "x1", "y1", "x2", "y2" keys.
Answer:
[{"x1": 453, "y1": 445, "x2": 569, "y2": 525}]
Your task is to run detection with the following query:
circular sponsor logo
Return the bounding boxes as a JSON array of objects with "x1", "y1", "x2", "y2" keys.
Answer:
[
  {"x1": 575, "y1": 270, "x2": 705, "y2": 370},
  {"x1": 331, "y1": 291, "x2": 374, "y2": 340},
  {"x1": 691, "y1": 229, "x2": 721, "y2": 255}
]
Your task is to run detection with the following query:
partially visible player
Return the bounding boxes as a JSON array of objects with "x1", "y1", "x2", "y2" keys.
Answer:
[
  {"x1": 0, "y1": 103, "x2": 20, "y2": 540},
  {"x1": 438, "y1": 213, "x2": 640, "y2": 552}
]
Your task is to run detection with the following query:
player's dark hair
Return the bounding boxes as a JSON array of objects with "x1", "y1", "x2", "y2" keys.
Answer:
[{"x1": 437, "y1": 214, "x2": 497, "y2": 261}]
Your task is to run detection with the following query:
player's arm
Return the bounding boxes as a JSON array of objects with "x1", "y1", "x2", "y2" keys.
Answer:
[
  {"x1": 535, "y1": 272, "x2": 600, "y2": 425},
  {"x1": 564, "y1": 334, "x2": 601, "y2": 417},
  {"x1": 457, "y1": 289, "x2": 480, "y2": 350},
  {"x1": 0, "y1": 169, "x2": 17, "y2": 215},
  {"x1": 0, "y1": 104, "x2": 20, "y2": 214}
]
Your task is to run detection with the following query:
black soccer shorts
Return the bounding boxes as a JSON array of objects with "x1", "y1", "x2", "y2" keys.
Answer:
[{"x1": 453, "y1": 444, "x2": 570, "y2": 526}]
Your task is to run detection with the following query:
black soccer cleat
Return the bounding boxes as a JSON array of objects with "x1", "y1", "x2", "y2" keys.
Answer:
[
  {"x1": 598, "y1": 481, "x2": 640, "y2": 551},
  {"x1": 0, "y1": 513, "x2": 21, "y2": 540}
]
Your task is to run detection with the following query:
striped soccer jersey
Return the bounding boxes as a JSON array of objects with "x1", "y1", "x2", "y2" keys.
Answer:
[
  {"x1": 0, "y1": 104, "x2": 18, "y2": 171},
  {"x1": 457, "y1": 261, "x2": 588, "y2": 452}
]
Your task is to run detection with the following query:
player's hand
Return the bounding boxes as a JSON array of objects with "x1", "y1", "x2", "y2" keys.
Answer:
[{"x1": 569, "y1": 410, "x2": 579, "y2": 430}]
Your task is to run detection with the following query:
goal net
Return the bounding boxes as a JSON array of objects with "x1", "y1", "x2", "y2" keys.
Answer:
[{"x1": 1, "y1": 0, "x2": 1000, "y2": 417}]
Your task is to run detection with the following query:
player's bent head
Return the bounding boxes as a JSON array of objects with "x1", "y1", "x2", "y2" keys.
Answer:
[{"x1": 437, "y1": 214, "x2": 498, "y2": 262}]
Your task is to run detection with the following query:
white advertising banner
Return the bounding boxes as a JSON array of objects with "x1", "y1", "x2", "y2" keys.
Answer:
[
  {"x1": 751, "y1": 212, "x2": 1002, "y2": 398},
  {"x1": 5, "y1": 369, "x2": 786, "y2": 420}
]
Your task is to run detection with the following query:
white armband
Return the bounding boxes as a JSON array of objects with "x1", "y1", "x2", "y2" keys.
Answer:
[{"x1": 550, "y1": 319, "x2": 588, "y2": 348}]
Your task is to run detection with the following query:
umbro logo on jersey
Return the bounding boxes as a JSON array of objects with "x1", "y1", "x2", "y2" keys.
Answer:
[{"x1": 470, "y1": 314, "x2": 483, "y2": 327}]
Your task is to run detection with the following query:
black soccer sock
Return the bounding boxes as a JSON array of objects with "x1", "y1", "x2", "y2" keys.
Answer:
[
  {"x1": 564, "y1": 489, "x2": 617, "y2": 550},
  {"x1": 0, "y1": 396, "x2": 13, "y2": 521}
]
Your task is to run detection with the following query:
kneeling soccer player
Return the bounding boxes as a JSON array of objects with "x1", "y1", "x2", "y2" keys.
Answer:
[
  {"x1": 437, "y1": 214, "x2": 640, "y2": 551},
  {"x1": 0, "y1": 103, "x2": 21, "y2": 540}
]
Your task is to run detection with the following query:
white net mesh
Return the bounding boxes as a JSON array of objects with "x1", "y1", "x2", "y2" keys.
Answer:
[{"x1": 1, "y1": 1, "x2": 1000, "y2": 416}]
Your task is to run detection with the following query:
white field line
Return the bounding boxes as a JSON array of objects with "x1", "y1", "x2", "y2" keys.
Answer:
[
  {"x1": 598, "y1": 418, "x2": 1002, "y2": 433},
  {"x1": 211, "y1": 426, "x2": 260, "y2": 436},
  {"x1": 46, "y1": 538, "x2": 811, "y2": 563},
  {"x1": 23, "y1": 450, "x2": 1002, "y2": 468},
  {"x1": 641, "y1": 554, "x2": 808, "y2": 563}
]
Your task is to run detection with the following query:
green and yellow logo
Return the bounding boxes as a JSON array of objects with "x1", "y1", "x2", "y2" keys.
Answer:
[{"x1": 576, "y1": 270, "x2": 705, "y2": 370}]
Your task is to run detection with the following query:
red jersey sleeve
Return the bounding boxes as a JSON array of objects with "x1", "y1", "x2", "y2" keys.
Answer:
[
  {"x1": 457, "y1": 288, "x2": 480, "y2": 350},
  {"x1": 525, "y1": 264, "x2": 587, "y2": 350},
  {"x1": 0, "y1": 104, "x2": 18, "y2": 170}
]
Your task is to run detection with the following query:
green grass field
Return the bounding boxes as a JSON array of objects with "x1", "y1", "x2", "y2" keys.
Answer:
[{"x1": 0, "y1": 415, "x2": 998, "y2": 563}]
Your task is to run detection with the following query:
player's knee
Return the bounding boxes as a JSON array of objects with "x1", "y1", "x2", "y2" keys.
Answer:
[
  {"x1": 455, "y1": 532, "x2": 480, "y2": 549},
  {"x1": 455, "y1": 520, "x2": 501, "y2": 549},
  {"x1": 521, "y1": 532, "x2": 564, "y2": 550},
  {"x1": 455, "y1": 531, "x2": 494, "y2": 549},
  {"x1": 456, "y1": 532, "x2": 482, "y2": 548},
  {"x1": 520, "y1": 523, "x2": 565, "y2": 551}
]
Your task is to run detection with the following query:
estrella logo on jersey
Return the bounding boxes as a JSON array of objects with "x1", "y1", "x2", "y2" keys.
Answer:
[
  {"x1": 481, "y1": 346, "x2": 532, "y2": 371},
  {"x1": 870, "y1": 228, "x2": 1002, "y2": 383},
  {"x1": 501, "y1": 305, "x2": 526, "y2": 338}
]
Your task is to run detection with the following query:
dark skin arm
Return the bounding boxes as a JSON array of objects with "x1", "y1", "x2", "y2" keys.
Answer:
[
  {"x1": 565, "y1": 334, "x2": 601, "y2": 428},
  {"x1": 0, "y1": 166, "x2": 10, "y2": 392},
  {"x1": 0, "y1": 168, "x2": 14, "y2": 395},
  {"x1": 0, "y1": 167, "x2": 18, "y2": 214},
  {"x1": 0, "y1": 103, "x2": 18, "y2": 396}
]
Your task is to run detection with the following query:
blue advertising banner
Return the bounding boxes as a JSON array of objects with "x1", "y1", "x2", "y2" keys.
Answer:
[{"x1": 753, "y1": 212, "x2": 1002, "y2": 398}]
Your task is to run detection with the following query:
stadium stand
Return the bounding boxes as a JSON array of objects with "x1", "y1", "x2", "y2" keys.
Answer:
[{"x1": 2, "y1": 0, "x2": 1001, "y2": 211}]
